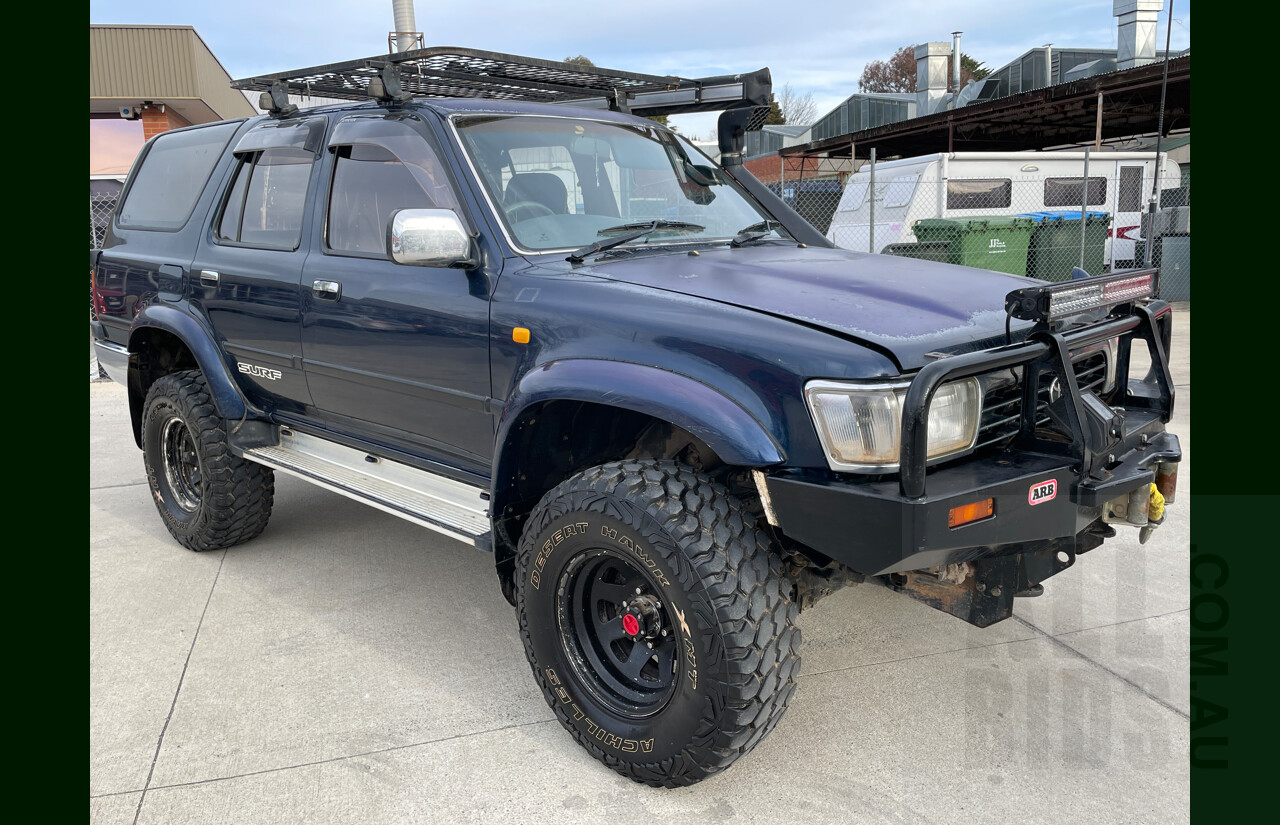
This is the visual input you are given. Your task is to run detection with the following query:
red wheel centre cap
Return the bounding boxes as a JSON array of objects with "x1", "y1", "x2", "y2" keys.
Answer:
[{"x1": 622, "y1": 613, "x2": 641, "y2": 636}]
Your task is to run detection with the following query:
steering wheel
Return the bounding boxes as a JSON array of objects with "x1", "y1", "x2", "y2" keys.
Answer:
[{"x1": 505, "y1": 200, "x2": 557, "y2": 223}]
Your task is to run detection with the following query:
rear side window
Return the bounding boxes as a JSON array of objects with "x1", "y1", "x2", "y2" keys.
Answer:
[
  {"x1": 1044, "y1": 176, "x2": 1107, "y2": 207},
  {"x1": 118, "y1": 122, "x2": 240, "y2": 230},
  {"x1": 947, "y1": 178, "x2": 1011, "y2": 210},
  {"x1": 217, "y1": 148, "x2": 315, "y2": 250}
]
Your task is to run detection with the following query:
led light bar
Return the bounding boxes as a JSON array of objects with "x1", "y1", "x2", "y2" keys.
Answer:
[{"x1": 1005, "y1": 270, "x2": 1158, "y2": 323}]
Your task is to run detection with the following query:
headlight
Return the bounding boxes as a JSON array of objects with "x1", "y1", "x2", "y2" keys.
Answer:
[{"x1": 804, "y1": 377, "x2": 981, "y2": 472}]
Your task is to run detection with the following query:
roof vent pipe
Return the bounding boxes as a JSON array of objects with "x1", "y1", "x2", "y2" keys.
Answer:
[
  {"x1": 392, "y1": 0, "x2": 418, "y2": 53},
  {"x1": 952, "y1": 32, "x2": 962, "y2": 91}
]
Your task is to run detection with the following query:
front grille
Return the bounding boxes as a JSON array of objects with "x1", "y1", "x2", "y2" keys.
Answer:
[
  {"x1": 975, "y1": 378, "x2": 1022, "y2": 450},
  {"x1": 975, "y1": 349, "x2": 1111, "y2": 450}
]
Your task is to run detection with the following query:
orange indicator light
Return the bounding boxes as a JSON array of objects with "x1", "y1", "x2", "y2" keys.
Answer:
[
  {"x1": 948, "y1": 498, "x2": 994, "y2": 529},
  {"x1": 512, "y1": 327, "x2": 531, "y2": 344}
]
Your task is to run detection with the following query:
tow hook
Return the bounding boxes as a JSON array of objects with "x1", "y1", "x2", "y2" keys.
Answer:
[
  {"x1": 1138, "y1": 484, "x2": 1166, "y2": 545},
  {"x1": 1103, "y1": 481, "x2": 1168, "y2": 543}
]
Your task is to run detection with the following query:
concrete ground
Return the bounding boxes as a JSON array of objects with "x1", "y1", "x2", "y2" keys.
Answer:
[{"x1": 91, "y1": 310, "x2": 1190, "y2": 824}]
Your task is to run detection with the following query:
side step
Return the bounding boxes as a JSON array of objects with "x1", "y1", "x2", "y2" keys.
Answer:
[{"x1": 244, "y1": 428, "x2": 491, "y2": 547}]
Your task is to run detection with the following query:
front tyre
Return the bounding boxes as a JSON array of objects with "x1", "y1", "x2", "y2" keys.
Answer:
[
  {"x1": 141, "y1": 370, "x2": 274, "y2": 551},
  {"x1": 516, "y1": 460, "x2": 801, "y2": 787}
]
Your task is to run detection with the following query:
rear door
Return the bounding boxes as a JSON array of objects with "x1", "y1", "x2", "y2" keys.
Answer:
[
  {"x1": 299, "y1": 112, "x2": 496, "y2": 474},
  {"x1": 189, "y1": 118, "x2": 327, "y2": 414},
  {"x1": 96, "y1": 121, "x2": 243, "y2": 348}
]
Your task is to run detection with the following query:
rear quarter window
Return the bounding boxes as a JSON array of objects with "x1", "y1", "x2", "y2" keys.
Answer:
[{"x1": 118, "y1": 122, "x2": 240, "y2": 231}]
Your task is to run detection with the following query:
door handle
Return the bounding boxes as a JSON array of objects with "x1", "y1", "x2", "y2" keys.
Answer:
[
  {"x1": 199, "y1": 270, "x2": 220, "y2": 287},
  {"x1": 313, "y1": 280, "x2": 342, "y2": 300}
]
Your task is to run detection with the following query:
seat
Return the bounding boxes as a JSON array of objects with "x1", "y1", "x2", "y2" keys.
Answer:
[{"x1": 504, "y1": 173, "x2": 568, "y2": 214}]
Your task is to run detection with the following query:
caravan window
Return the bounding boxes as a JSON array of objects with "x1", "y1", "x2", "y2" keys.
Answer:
[
  {"x1": 840, "y1": 181, "x2": 868, "y2": 211},
  {"x1": 1044, "y1": 177, "x2": 1107, "y2": 207},
  {"x1": 947, "y1": 178, "x2": 1011, "y2": 210},
  {"x1": 884, "y1": 175, "x2": 919, "y2": 208},
  {"x1": 1118, "y1": 167, "x2": 1144, "y2": 212}
]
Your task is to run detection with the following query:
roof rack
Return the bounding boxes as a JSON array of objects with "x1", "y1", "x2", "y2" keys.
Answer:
[{"x1": 231, "y1": 46, "x2": 771, "y2": 118}]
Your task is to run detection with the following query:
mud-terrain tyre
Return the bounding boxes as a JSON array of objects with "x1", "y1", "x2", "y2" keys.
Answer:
[
  {"x1": 515, "y1": 459, "x2": 801, "y2": 787},
  {"x1": 141, "y1": 370, "x2": 274, "y2": 551}
]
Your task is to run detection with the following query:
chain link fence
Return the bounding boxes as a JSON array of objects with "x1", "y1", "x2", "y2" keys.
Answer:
[
  {"x1": 90, "y1": 180, "x2": 123, "y2": 250},
  {"x1": 767, "y1": 157, "x2": 1189, "y2": 302}
]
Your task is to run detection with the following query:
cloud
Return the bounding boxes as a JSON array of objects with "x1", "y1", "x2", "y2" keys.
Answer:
[{"x1": 90, "y1": 120, "x2": 146, "y2": 175}]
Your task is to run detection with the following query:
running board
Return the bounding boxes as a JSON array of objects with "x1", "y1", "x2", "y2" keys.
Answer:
[{"x1": 244, "y1": 428, "x2": 491, "y2": 547}]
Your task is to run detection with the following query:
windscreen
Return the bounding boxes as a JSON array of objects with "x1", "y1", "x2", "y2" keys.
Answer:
[{"x1": 455, "y1": 115, "x2": 771, "y2": 251}]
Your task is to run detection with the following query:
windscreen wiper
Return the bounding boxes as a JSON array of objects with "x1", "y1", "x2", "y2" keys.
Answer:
[
  {"x1": 567, "y1": 220, "x2": 705, "y2": 264},
  {"x1": 597, "y1": 220, "x2": 705, "y2": 235},
  {"x1": 730, "y1": 220, "x2": 791, "y2": 247}
]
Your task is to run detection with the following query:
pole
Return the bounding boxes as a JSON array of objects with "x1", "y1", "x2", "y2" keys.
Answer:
[
  {"x1": 1094, "y1": 92, "x2": 1104, "y2": 151},
  {"x1": 1079, "y1": 147, "x2": 1091, "y2": 271},
  {"x1": 1145, "y1": 0, "x2": 1175, "y2": 268},
  {"x1": 779, "y1": 154, "x2": 785, "y2": 203},
  {"x1": 868, "y1": 147, "x2": 876, "y2": 254}
]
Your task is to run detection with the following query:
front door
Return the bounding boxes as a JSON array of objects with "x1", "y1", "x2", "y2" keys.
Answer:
[{"x1": 300, "y1": 113, "x2": 495, "y2": 475}]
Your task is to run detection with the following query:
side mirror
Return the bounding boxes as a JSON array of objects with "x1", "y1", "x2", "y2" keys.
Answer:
[{"x1": 388, "y1": 209, "x2": 476, "y2": 268}]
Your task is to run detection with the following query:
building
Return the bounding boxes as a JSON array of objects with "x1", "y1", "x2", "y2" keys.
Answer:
[{"x1": 90, "y1": 24, "x2": 256, "y2": 246}]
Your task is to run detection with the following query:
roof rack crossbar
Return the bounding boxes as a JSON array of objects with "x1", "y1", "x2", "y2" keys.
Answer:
[{"x1": 232, "y1": 46, "x2": 770, "y2": 117}]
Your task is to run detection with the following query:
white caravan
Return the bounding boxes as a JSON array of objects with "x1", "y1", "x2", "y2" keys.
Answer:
[{"x1": 826, "y1": 151, "x2": 1182, "y2": 269}]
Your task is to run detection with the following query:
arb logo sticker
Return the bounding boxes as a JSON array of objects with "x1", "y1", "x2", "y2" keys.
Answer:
[{"x1": 1028, "y1": 479, "x2": 1057, "y2": 505}]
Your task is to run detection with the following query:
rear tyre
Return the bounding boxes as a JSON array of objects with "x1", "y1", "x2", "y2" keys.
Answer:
[
  {"x1": 141, "y1": 370, "x2": 274, "y2": 551},
  {"x1": 515, "y1": 459, "x2": 800, "y2": 787}
]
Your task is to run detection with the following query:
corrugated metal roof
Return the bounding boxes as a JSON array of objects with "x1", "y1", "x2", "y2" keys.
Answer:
[
  {"x1": 764, "y1": 124, "x2": 812, "y2": 137},
  {"x1": 90, "y1": 25, "x2": 255, "y2": 120}
]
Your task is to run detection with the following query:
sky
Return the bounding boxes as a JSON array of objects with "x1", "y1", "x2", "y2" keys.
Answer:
[{"x1": 89, "y1": 0, "x2": 1191, "y2": 149}]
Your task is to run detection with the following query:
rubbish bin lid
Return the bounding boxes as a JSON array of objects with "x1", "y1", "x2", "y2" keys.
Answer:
[
  {"x1": 914, "y1": 216, "x2": 1034, "y2": 229},
  {"x1": 1015, "y1": 210, "x2": 1109, "y2": 222}
]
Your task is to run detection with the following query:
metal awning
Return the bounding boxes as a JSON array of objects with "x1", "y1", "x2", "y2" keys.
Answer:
[
  {"x1": 781, "y1": 55, "x2": 1190, "y2": 161},
  {"x1": 232, "y1": 47, "x2": 771, "y2": 117}
]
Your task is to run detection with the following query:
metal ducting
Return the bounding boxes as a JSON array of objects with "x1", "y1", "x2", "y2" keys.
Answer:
[
  {"x1": 392, "y1": 0, "x2": 418, "y2": 53},
  {"x1": 952, "y1": 32, "x2": 962, "y2": 91}
]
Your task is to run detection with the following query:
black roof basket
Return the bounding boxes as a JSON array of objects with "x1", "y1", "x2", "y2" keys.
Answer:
[{"x1": 231, "y1": 46, "x2": 771, "y2": 119}]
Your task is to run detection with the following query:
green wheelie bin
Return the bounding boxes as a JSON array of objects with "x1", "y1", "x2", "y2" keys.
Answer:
[{"x1": 910, "y1": 216, "x2": 1035, "y2": 276}]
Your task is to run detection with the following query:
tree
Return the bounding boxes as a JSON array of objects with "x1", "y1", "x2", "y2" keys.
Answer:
[
  {"x1": 858, "y1": 45, "x2": 989, "y2": 93},
  {"x1": 858, "y1": 46, "x2": 916, "y2": 93},
  {"x1": 763, "y1": 92, "x2": 785, "y2": 126},
  {"x1": 776, "y1": 83, "x2": 818, "y2": 126},
  {"x1": 563, "y1": 55, "x2": 673, "y2": 130},
  {"x1": 960, "y1": 54, "x2": 990, "y2": 82}
]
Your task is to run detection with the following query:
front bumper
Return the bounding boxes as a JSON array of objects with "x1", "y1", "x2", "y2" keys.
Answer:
[
  {"x1": 764, "y1": 426, "x2": 1180, "y2": 577},
  {"x1": 762, "y1": 300, "x2": 1180, "y2": 627}
]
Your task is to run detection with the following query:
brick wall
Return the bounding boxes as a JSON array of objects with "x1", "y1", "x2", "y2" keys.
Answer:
[{"x1": 139, "y1": 105, "x2": 192, "y2": 140}]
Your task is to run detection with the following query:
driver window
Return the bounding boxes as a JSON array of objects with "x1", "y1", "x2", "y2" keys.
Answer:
[{"x1": 327, "y1": 143, "x2": 456, "y2": 257}]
